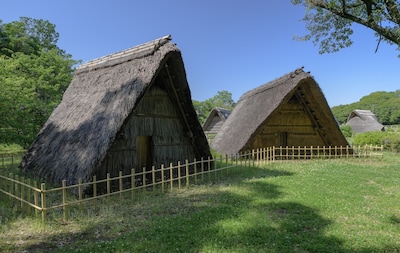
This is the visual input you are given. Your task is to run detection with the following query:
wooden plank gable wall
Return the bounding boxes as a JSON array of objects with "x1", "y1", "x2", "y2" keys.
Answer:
[{"x1": 97, "y1": 76, "x2": 195, "y2": 180}]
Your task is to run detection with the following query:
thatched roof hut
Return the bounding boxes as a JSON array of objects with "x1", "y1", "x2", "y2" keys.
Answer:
[
  {"x1": 346, "y1": 110, "x2": 385, "y2": 134},
  {"x1": 21, "y1": 35, "x2": 212, "y2": 191},
  {"x1": 202, "y1": 107, "x2": 231, "y2": 135},
  {"x1": 211, "y1": 67, "x2": 349, "y2": 155}
]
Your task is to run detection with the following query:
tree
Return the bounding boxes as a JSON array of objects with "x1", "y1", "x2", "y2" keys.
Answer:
[
  {"x1": 331, "y1": 90, "x2": 400, "y2": 125},
  {"x1": 292, "y1": 0, "x2": 400, "y2": 54},
  {"x1": 193, "y1": 90, "x2": 236, "y2": 124},
  {"x1": 0, "y1": 17, "x2": 79, "y2": 147}
]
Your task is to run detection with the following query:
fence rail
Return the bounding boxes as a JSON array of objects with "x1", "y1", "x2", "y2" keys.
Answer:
[{"x1": 0, "y1": 145, "x2": 384, "y2": 223}]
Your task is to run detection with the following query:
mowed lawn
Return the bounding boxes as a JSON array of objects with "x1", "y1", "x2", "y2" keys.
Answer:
[{"x1": 1, "y1": 154, "x2": 400, "y2": 252}]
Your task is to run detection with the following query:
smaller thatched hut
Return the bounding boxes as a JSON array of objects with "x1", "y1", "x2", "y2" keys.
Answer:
[
  {"x1": 212, "y1": 67, "x2": 349, "y2": 155},
  {"x1": 202, "y1": 107, "x2": 231, "y2": 142},
  {"x1": 346, "y1": 110, "x2": 385, "y2": 134},
  {"x1": 21, "y1": 35, "x2": 212, "y2": 193}
]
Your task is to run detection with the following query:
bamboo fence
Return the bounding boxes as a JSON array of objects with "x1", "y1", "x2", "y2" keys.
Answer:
[{"x1": 0, "y1": 145, "x2": 384, "y2": 223}]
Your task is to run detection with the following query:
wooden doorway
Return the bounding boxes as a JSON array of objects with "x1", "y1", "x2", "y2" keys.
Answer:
[
  {"x1": 136, "y1": 136, "x2": 153, "y2": 172},
  {"x1": 279, "y1": 132, "x2": 288, "y2": 147}
]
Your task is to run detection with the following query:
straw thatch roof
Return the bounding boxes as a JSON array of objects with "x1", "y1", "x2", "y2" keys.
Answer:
[
  {"x1": 346, "y1": 110, "x2": 385, "y2": 134},
  {"x1": 211, "y1": 67, "x2": 349, "y2": 155},
  {"x1": 21, "y1": 35, "x2": 211, "y2": 189},
  {"x1": 202, "y1": 107, "x2": 231, "y2": 134}
]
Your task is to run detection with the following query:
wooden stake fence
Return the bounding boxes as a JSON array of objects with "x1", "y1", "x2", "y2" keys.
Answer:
[{"x1": 0, "y1": 145, "x2": 384, "y2": 223}]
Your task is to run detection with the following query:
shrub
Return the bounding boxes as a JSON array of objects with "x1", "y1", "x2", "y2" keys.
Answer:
[
  {"x1": 353, "y1": 131, "x2": 400, "y2": 152},
  {"x1": 340, "y1": 125, "x2": 352, "y2": 138}
]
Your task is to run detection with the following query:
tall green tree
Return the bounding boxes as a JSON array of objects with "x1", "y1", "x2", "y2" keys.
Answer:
[
  {"x1": 193, "y1": 90, "x2": 236, "y2": 124},
  {"x1": 0, "y1": 17, "x2": 78, "y2": 147},
  {"x1": 292, "y1": 0, "x2": 400, "y2": 54}
]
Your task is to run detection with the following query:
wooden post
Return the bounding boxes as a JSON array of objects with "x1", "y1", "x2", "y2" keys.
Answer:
[
  {"x1": 285, "y1": 146, "x2": 288, "y2": 160},
  {"x1": 225, "y1": 154, "x2": 228, "y2": 176},
  {"x1": 62, "y1": 180, "x2": 67, "y2": 222},
  {"x1": 27, "y1": 178, "x2": 31, "y2": 216},
  {"x1": 20, "y1": 176, "x2": 25, "y2": 211},
  {"x1": 169, "y1": 163, "x2": 173, "y2": 192},
  {"x1": 41, "y1": 183, "x2": 46, "y2": 223},
  {"x1": 185, "y1": 160, "x2": 189, "y2": 188},
  {"x1": 142, "y1": 167, "x2": 146, "y2": 192},
  {"x1": 208, "y1": 156, "x2": 211, "y2": 182},
  {"x1": 78, "y1": 178, "x2": 83, "y2": 213},
  {"x1": 93, "y1": 175, "x2": 97, "y2": 209},
  {"x1": 201, "y1": 157, "x2": 204, "y2": 183},
  {"x1": 252, "y1": 150, "x2": 255, "y2": 166},
  {"x1": 119, "y1": 171, "x2": 123, "y2": 200},
  {"x1": 9, "y1": 173, "x2": 13, "y2": 203},
  {"x1": 107, "y1": 173, "x2": 111, "y2": 201},
  {"x1": 34, "y1": 181, "x2": 38, "y2": 218},
  {"x1": 161, "y1": 165, "x2": 165, "y2": 192},
  {"x1": 15, "y1": 175, "x2": 19, "y2": 211},
  {"x1": 219, "y1": 155, "x2": 223, "y2": 178},
  {"x1": 131, "y1": 169, "x2": 135, "y2": 201},
  {"x1": 152, "y1": 166, "x2": 156, "y2": 191},
  {"x1": 178, "y1": 161, "x2": 181, "y2": 189},
  {"x1": 193, "y1": 158, "x2": 197, "y2": 184},
  {"x1": 214, "y1": 156, "x2": 217, "y2": 180}
]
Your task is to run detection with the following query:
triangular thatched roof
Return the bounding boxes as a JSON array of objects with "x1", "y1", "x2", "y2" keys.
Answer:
[
  {"x1": 211, "y1": 67, "x2": 349, "y2": 155},
  {"x1": 202, "y1": 107, "x2": 231, "y2": 134},
  {"x1": 346, "y1": 110, "x2": 385, "y2": 133},
  {"x1": 21, "y1": 35, "x2": 211, "y2": 188}
]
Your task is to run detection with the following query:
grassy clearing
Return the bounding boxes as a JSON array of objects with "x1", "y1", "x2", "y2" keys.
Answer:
[
  {"x1": 1, "y1": 154, "x2": 400, "y2": 252},
  {"x1": 0, "y1": 144, "x2": 25, "y2": 155}
]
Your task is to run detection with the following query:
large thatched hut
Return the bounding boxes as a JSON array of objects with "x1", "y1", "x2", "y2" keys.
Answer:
[
  {"x1": 211, "y1": 67, "x2": 349, "y2": 155},
  {"x1": 202, "y1": 107, "x2": 231, "y2": 142},
  {"x1": 21, "y1": 35, "x2": 212, "y2": 192},
  {"x1": 346, "y1": 110, "x2": 385, "y2": 134}
]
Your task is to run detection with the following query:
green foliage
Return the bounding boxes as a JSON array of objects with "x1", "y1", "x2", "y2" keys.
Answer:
[
  {"x1": 353, "y1": 131, "x2": 400, "y2": 151},
  {"x1": 2, "y1": 156, "x2": 400, "y2": 252},
  {"x1": 339, "y1": 124, "x2": 352, "y2": 138},
  {"x1": 292, "y1": 0, "x2": 400, "y2": 54},
  {"x1": 193, "y1": 90, "x2": 236, "y2": 124},
  {"x1": 0, "y1": 143, "x2": 24, "y2": 154},
  {"x1": 0, "y1": 17, "x2": 79, "y2": 148},
  {"x1": 331, "y1": 90, "x2": 400, "y2": 125}
]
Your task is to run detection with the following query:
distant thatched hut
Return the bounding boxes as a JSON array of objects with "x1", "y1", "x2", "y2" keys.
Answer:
[
  {"x1": 21, "y1": 35, "x2": 212, "y2": 192},
  {"x1": 211, "y1": 67, "x2": 349, "y2": 155},
  {"x1": 346, "y1": 110, "x2": 385, "y2": 134},
  {"x1": 202, "y1": 107, "x2": 231, "y2": 142}
]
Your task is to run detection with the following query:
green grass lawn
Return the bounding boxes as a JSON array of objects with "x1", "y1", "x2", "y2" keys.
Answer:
[{"x1": 1, "y1": 154, "x2": 400, "y2": 252}]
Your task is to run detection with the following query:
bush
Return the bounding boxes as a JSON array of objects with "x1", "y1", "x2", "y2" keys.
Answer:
[
  {"x1": 353, "y1": 131, "x2": 400, "y2": 152},
  {"x1": 340, "y1": 125, "x2": 352, "y2": 138}
]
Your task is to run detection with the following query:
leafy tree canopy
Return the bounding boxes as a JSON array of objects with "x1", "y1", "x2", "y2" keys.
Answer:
[
  {"x1": 331, "y1": 90, "x2": 400, "y2": 125},
  {"x1": 193, "y1": 90, "x2": 236, "y2": 124},
  {"x1": 292, "y1": 0, "x2": 400, "y2": 54},
  {"x1": 0, "y1": 17, "x2": 79, "y2": 148}
]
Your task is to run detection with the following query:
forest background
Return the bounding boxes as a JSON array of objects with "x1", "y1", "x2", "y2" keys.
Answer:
[{"x1": 0, "y1": 17, "x2": 399, "y2": 149}]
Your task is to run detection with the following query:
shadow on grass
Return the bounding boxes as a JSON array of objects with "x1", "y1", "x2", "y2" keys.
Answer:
[{"x1": 4, "y1": 164, "x2": 400, "y2": 252}]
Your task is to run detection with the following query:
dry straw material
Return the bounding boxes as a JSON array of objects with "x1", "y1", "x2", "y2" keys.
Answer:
[
  {"x1": 212, "y1": 67, "x2": 349, "y2": 155},
  {"x1": 21, "y1": 35, "x2": 211, "y2": 193}
]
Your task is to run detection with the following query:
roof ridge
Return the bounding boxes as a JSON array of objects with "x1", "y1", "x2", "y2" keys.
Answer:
[
  {"x1": 77, "y1": 35, "x2": 172, "y2": 70},
  {"x1": 239, "y1": 67, "x2": 306, "y2": 101}
]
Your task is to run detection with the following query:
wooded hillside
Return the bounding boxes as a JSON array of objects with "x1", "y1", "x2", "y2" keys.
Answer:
[{"x1": 331, "y1": 90, "x2": 400, "y2": 125}]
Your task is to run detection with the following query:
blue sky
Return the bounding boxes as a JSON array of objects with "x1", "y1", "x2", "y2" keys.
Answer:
[{"x1": 2, "y1": 0, "x2": 399, "y2": 107}]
